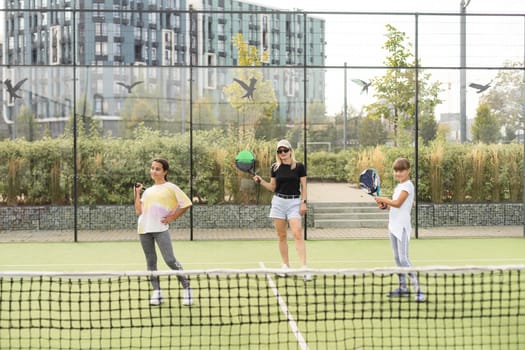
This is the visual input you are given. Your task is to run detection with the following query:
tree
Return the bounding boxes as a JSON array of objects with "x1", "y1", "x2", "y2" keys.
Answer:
[
  {"x1": 223, "y1": 34, "x2": 278, "y2": 138},
  {"x1": 479, "y1": 61, "x2": 524, "y2": 143},
  {"x1": 472, "y1": 103, "x2": 500, "y2": 144},
  {"x1": 15, "y1": 106, "x2": 37, "y2": 141},
  {"x1": 365, "y1": 24, "x2": 442, "y2": 146},
  {"x1": 358, "y1": 116, "x2": 388, "y2": 146}
]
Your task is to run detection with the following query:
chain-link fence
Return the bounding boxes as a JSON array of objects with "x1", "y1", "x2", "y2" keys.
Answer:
[{"x1": 0, "y1": 6, "x2": 524, "y2": 240}]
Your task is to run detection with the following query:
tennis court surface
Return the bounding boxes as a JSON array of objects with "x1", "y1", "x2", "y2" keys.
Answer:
[{"x1": 1, "y1": 239, "x2": 524, "y2": 349}]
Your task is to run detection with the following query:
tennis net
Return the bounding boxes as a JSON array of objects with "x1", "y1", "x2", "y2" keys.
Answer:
[{"x1": 1, "y1": 266, "x2": 524, "y2": 349}]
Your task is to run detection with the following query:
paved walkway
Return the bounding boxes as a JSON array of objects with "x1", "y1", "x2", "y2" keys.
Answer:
[
  {"x1": 0, "y1": 183, "x2": 522, "y2": 242},
  {"x1": 308, "y1": 182, "x2": 375, "y2": 203}
]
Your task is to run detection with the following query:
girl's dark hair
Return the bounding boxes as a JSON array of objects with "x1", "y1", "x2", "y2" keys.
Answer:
[
  {"x1": 153, "y1": 158, "x2": 169, "y2": 181},
  {"x1": 393, "y1": 157, "x2": 410, "y2": 171}
]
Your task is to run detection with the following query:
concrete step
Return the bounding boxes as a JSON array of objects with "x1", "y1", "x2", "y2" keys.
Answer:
[
  {"x1": 314, "y1": 219, "x2": 388, "y2": 228},
  {"x1": 315, "y1": 207, "x2": 385, "y2": 214},
  {"x1": 315, "y1": 212, "x2": 389, "y2": 220},
  {"x1": 312, "y1": 202, "x2": 376, "y2": 207},
  {"x1": 311, "y1": 202, "x2": 388, "y2": 228}
]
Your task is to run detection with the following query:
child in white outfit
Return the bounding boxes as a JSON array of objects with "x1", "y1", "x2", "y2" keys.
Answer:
[{"x1": 374, "y1": 157, "x2": 425, "y2": 302}]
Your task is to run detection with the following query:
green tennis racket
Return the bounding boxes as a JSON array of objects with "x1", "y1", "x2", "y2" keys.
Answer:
[
  {"x1": 235, "y1": 149, "x2": 262, "y2": 185},
  {"x1": 235, "y1": 150, "x2": 257, "y2": 175}
]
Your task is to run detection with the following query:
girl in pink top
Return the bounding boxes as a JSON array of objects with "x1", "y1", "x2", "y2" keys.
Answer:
[{"x1": 134, "y1": 158, "x2": 193, "y2": 306}]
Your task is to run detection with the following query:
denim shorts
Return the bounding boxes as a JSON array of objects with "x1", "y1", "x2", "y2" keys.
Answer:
[{"x1": 269, "y1": 195, "x2": 301, "y2": 220}]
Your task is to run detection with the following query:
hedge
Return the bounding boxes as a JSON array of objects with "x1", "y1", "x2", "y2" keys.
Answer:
[{"x1": 0, "y1": 131, "x2": 522, "y2": 205}]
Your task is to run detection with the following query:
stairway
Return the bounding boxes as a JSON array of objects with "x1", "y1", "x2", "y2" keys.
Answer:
[{"x1": 312, "y1": 202, "x2": 389, "y2": 228}]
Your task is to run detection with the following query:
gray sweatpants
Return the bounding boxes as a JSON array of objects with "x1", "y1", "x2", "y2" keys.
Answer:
[
  {"x1": 389, "y1": 228, "x2": 421, "y2": 292},
  {"x1": 139, "y1": 231, "x2": 190, "y2": 290}
]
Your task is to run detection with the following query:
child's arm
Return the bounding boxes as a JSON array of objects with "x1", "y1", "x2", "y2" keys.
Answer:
[
  {"x1": 375, "y1": 190, "x2": 409, "y2": 208},
  {"x1": 161, "y1": 205, "x2": 190, "y2": 225}
]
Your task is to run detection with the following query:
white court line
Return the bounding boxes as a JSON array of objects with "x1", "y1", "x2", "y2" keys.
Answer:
[
  {"x1": 1, "y1": 258, "x2": 522, "y2": 269},
  {"x1": 259, "y1": 262, "x2": 309, "y2": 350}
]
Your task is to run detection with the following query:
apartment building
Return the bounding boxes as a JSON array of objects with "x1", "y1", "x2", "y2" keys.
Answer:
[{"x1": 1, "y1": 0, "x2": 325, "y2": 137}]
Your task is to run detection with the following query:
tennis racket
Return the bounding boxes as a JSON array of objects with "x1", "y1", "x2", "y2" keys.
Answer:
[
  {"x1": 235, "y1": 150, "x2": 262, "y2": 204},
  {"x1": 235, "y1": 149, "x2": 262, "y2": 183},
  {"x1": 359, "y1": 168, "x2": 386, "y2": 209}
]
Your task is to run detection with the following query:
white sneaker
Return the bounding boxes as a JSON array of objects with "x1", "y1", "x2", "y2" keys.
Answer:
[
  {"x1": 150, "y1": 290, "x2": 163, "y2": 306},
  {"x1": 277, "y1": 264, "x2": 290, "y2": 277},
  {"x1": 302, "y1": 266, "x2": 312, "y2": 281},
  {"x1": 182, "y1": 288, "x2": 193, "y2": 306}
]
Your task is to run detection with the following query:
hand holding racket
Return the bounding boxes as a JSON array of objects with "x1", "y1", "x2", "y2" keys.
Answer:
[{"x1": 359, "y1": 168, "x2": 386, "y2": 209}]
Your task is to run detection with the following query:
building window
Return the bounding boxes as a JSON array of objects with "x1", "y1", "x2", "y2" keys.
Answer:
[
  {"x1": 206, "y1": 53, "x2": 216, "y2": 89},
  {"x1": 284, "y1": 70, "x2": 295, "y2": 97},
  {"x1": 49, "y1": 25, "x2": 61, "y2": 65},
  {"x1": 95, "y1": 41, "x2": 107, "y2": 56},
  {"x1": 115, "y1": 42, "x2": 122, "y2": 56},
  {"x1": 260, "y1": 14, "x2": 270, "y2": 63},
  {"x1": 113, "y1": 4, "x2": 120, "y2": 19},
  {"x1": 94, "y1": 94, "x2": 104, "y2": 114}
]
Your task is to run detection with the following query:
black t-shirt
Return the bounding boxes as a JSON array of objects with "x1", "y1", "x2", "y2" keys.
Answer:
[{"x1": 271, "y1": 162, "x2": 307, "y2": 196}]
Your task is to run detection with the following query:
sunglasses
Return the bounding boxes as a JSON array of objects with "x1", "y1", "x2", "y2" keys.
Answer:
[{"x1": 276, "y1": 148, "x2": 290, "y2": 154}]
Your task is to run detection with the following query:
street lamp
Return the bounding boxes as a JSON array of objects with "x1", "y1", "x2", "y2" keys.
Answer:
[
  {"x1": 460, "y1": 0, "x2": 472, "y2": 143},
  {"x1": 343, "y1": 62, "x2": 347, "y2": 149}
]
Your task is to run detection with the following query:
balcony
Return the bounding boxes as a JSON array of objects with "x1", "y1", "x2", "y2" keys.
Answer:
[{"x1": 95, "y1": 54, "x2": 109, "y2": 61}]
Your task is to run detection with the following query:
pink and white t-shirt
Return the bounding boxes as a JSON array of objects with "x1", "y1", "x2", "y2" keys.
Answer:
[{"x1": 137, "y1": 182, "x2": 192, "y2": 234}]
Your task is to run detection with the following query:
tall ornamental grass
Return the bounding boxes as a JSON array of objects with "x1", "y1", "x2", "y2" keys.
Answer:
[{"x1": 0, "y1": 131, "x2": 522, "y2": 205}]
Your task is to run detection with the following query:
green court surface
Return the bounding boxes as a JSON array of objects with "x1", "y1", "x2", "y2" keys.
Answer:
[
  {"x1": 0, "y1": 238, "x2": 524, "y2": 271},
  {"x1": 1, "y1": 238, "x2": 524, "y2": 350}
]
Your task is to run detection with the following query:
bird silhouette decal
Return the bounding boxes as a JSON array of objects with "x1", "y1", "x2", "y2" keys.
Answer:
[
  {"x1": 234, "y1": 78, "x2": 257, "y2": 100},
  {"x1": 116, "y1": 81, "x2": 143, "y2": 93},
  {"x1": 4, "y1": 78, "x2": 28, "y2": 103},
  {"x1": 469, "y1": 81, "x2": 492, "y2": 94},
  {"x1": 351, "y1": 79, "x2": 372, "y2": 95}
]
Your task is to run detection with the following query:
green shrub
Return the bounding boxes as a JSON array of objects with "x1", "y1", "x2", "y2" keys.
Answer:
[{"x1": 0, "y1": 129, "x2": 522, "y2": 205}]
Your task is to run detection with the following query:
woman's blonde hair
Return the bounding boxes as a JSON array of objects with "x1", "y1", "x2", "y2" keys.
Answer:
[{"x1": 272, "y1": 139, "x2": 297, "y2": 171}]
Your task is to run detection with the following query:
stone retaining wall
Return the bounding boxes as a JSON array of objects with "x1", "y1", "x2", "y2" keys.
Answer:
[{"x1": 0, "y1": 203, "x2": 521, "y2": 231}]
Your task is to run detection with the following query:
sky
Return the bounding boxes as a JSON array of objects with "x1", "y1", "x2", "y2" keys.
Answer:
[{"x1": 253, "y1": 0, "x2": 525, "y2": 117}]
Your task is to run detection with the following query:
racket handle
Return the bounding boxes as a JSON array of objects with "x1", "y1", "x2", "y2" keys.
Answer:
[{"x1": 134, "y1": 183, "x2": 147, "y2": 191}]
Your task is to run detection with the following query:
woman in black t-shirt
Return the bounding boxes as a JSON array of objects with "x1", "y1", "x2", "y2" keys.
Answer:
[{"x1": 253, "y1": 139, "x2": 311, "y2": 281}]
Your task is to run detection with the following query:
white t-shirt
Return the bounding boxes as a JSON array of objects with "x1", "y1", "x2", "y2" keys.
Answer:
[
  {"x1": 388, "y1": 180, "x2": 414, "y2": 240},
  {"x1": 137, "y1": 182, "x2": 192, "y2": 234}
]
